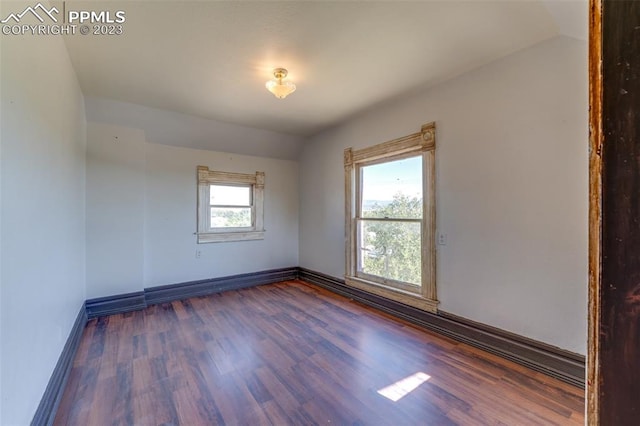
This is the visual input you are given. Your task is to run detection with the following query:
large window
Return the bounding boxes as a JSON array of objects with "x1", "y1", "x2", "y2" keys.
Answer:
[
  {"x1": 344, "y1": 123, "x2": 437, "y2": 312},
  {"x1": 197, "y1": 166, "x2": 265, "y2": 243}
]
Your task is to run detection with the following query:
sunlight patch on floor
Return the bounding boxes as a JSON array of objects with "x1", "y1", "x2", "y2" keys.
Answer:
[{"x1": 377, "y1": 372, "x2": 431, "y2": 402}]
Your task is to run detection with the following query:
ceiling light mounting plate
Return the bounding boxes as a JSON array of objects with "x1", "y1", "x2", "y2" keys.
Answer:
[{"x1": 273, "y1": 68, "x2": 288, "y2": 80}]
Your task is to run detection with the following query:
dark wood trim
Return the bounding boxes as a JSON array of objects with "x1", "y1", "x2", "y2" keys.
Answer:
[
  {"x1": 31, "y1": 305, "x2": 87, "y2": 426},
  {"x1": 298, "y1": 267, "x2": 586, "y2": 388},
  {"x1": 593, "y1": 1, "x2": 640, "y2": 423},
  {"x1": 144, "y1": 267, "x2": 298, "y2": 305},
  {"x1": 85, "y1": 267, "x2": 299, "y2": 319},
  {"x1": 438, "y1": 311, "x2": 586, "y2": 364},
  {"x1": 85, "y1": 291, "x2": 146, "y2": 319}
]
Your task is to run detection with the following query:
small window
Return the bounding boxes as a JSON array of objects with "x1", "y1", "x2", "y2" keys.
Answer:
[
  {"x1": 197, "y1": 167, "x2": 265, "y2": 243},
  {"x1": 344, "y1": 122, "x2": 437, "y2": 313}
]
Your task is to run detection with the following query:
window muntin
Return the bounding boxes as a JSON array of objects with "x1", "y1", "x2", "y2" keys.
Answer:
[
  {"x1": 197, "y1": 167, "x2": 265, "y2": 243},
  {"x1": 344, "y1": 122, "x2": 437, "y2": 313}
]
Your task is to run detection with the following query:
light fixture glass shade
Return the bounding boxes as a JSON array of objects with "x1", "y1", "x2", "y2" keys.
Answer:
[
  {"x1": 266, "y1": 80, "x2": 296, "y2": 99},
  {"x1": 266, "y1": 68, "x2": 296, "y2": 99}
]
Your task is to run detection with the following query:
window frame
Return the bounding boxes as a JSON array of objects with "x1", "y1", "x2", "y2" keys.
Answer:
[
  {"x1": 344, "y1": 122, "x2": 437, "y2": 313},
  {"x1": 197, "y1": 166, "x2": 265, "y2": 243}
]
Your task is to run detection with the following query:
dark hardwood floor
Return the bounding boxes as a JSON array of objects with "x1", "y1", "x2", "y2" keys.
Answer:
[{"x1": 54, "y1": 280, "x2": 585, "y2": 425}]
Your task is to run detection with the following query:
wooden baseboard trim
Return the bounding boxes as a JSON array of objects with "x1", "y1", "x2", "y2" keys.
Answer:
[
  {"x1": 84, "y1": 267, "x2": 299, "y2": 319},
  {"x1": 31, "y1": 304, "x2": 88, "y2": 426},
  {"x1": 144, "y1": 267, "x2": 298, "y2": 306},
  {"x1": 297, "y1": 267, "x2": 586, "y2": 388},
  {"x1": 85, "y1": 291, "x2": 146, "y2": 319}
]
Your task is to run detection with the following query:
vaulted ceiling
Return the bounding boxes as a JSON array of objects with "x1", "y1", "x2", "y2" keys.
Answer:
[{"x1": 60, "y1": 1, "x2": 587, "y2": 137}]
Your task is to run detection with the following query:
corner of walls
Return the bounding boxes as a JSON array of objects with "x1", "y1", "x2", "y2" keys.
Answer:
[
  {"x1": 86, "y1": 122, "x2": 146, "y2": 299},
  {"x1": 299, "y1": 126, "x2": 347, "y2": 279},
  {"x1": 85, "y1": 114, "x2": 300, "y2": 298},
  {"x1": 1, "y1": 9, "x2": 87, "y2": 424}
]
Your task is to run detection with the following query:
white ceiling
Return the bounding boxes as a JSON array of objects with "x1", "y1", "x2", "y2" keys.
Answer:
[{"x1": 61, "y1": 1, "x2": 587, "y2": 137}]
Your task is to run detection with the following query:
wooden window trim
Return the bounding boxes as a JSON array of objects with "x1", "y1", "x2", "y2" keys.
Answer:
[
  {"x1": 344, "y1": 122, "x2": 438, "y2": 313},
  {"x1": 197, "y1": 166, "x2": 265, "y2": 243}
]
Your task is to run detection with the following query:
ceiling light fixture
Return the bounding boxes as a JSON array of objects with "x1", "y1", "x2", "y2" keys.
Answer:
[{"x1": 266, "y1": 68, "x2": 296, "y2": 99}]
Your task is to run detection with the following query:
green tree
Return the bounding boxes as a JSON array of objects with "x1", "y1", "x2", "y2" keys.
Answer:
[
  {"x1": 361, "y1": 193, "x2": 422, "y2": 286},
  {"x1": 211, "y1": 208, "x2": 251, "y2": 227}
]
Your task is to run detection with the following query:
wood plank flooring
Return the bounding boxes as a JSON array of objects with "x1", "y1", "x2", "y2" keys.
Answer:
[{"x1": 54, "y1": 280, "x2": 585, "y2": 425}]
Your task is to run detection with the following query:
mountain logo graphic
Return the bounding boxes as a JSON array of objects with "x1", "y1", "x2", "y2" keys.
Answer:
[{"x1": 1, "y1": 3, "x2": 59, "y2": 24}]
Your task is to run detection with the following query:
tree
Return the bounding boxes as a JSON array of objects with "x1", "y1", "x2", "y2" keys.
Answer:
[
  {"x1": 361, "y1": 193, "x2": 422, "y2": 286},
  {"x1": 211, "y1": 208, "x2": 251, "y2": 227}
]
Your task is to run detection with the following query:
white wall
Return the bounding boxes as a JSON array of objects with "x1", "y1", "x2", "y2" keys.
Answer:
[
  {"x1": 86, "y1": 123, "x2": 145, "y2": 298},
  {"x1": 0, "y1": 12, "x2": 87, "y2": 425},
  {"x1": 85, "y1": 97, "x2": 304, "y2": 160},
  {"x1": 299, "y1": 36, "x2": 588, "y2": 354},
  {"x1": 145, "y1": 143, "x2": 299, "y2": 287},
  {"x1": 85, "y1": 122, "x2": 299, "y2": 298}
]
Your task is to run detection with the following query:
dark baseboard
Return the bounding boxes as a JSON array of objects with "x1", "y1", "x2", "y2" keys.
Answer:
[
  {"x1": 84, "y1": 267, "x2": 299, "y2": 319},
  {"x1": 297, "y1": 267, "x2": 586, "y2": 388},
  {"x1": 145, "y1": 267, "x2": 298, "y2": 306},
  {"x1": 31, "y1": 304, "x2": 88, "y2": 426},
  {"x1": 85, "y1": 291, "x2": 146, "y2": 319}
]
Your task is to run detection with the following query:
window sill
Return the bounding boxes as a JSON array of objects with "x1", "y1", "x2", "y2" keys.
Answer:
[
  {"x1": 356, "y1": 271, "x2": 422, "y2": 295},
  {"x1": 198, "y1": 230, "x2": 265, "y2": 243},
  {"x1": 345, "y1": 275, "x2": 439, "y2": 313}
]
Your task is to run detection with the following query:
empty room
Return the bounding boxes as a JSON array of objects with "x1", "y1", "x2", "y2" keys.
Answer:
[{"x1": 1, "y1": 0, "x2": 601, "y2": 424}]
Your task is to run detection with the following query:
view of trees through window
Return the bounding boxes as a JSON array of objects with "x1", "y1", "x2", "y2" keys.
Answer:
[
  {"x1": 210, "y1": 207, "x2": 251, "y2": 227},
  {"x1": 358, "y1": 156, "x2": 422, "y2": 287}
]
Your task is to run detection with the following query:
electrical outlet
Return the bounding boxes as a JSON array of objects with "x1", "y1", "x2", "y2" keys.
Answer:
[
  {"x1": 195, "y1": 250, "x2": 202, "y2": 259},
  {"x1": 438, "y1": 232, "x2": 447, "y2": 245}
]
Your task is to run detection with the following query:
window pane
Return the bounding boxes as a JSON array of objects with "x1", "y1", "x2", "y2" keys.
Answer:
[
  {"x1": 211, "y1": 207, "x2": 251, "y2": 228},
  {"x1": 358, "y1": 219, "x2": 421, "y2": 286},
  {"x1": 210, "y1": 185, "x2": 251, "y2": 206},
  {"x1": 361, "y1": 156, "x2": 422, "y2": 219}
]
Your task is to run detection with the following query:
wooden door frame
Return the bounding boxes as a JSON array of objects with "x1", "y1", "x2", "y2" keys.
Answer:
[
  {"x1": 588, "y1": 0, "x2": 640, "y2": 423},
  {"x1": 587, "y1": 0, "x2": 601, "y2": 422}
]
